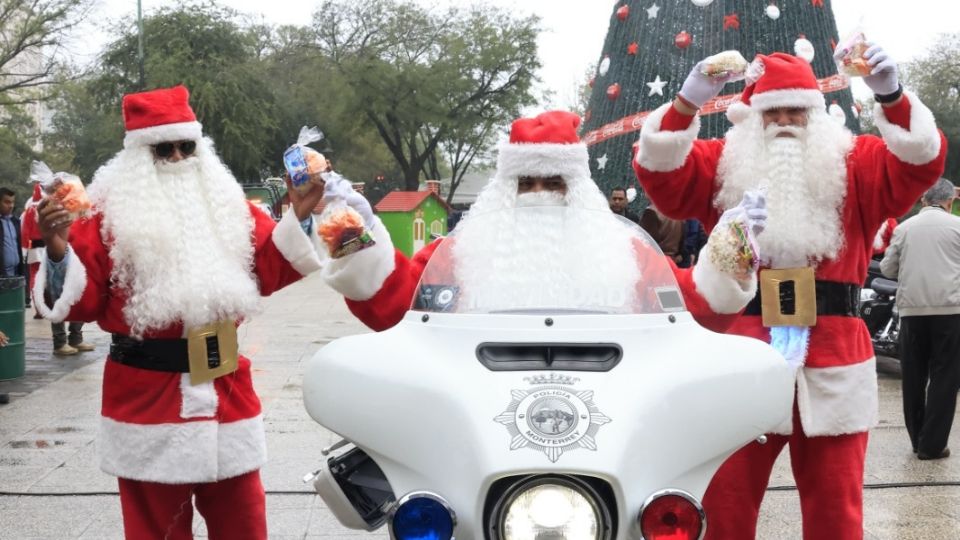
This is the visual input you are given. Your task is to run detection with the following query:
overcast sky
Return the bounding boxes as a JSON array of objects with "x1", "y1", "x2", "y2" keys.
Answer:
[{"x1": 88, "y1": 0, "x2": 960, "y2": 106}]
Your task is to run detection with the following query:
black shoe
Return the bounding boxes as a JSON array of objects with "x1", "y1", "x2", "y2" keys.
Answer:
[
  {"x1": 918, "y1": 448, "x2": 951, "y2": 460},
  {"x1": 0, "y1": 393, "x2": 9, "y2": 405}
]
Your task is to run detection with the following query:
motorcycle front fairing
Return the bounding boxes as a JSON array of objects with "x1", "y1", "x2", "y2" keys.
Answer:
[{"x1": 302, "y1": 208, "x2": 795, "y2": 540}]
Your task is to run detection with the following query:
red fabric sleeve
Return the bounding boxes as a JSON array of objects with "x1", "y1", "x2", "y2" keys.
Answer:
[
  {"x1": 63, "y1": 214, "x2": 112, "y2": 322},
  {"x1": 661, "y1": 105, "x2": 696, "y2": 131},
  {"x1": 345, "y1": 240, "x2": 442, "y2": 332},
  {"x1": 248, "y1": 203, "x2": 308, "y2": 297},
  {"x1": 879, "y1": 96, "x2": 912, "y2": 130},
  {"x1": 632, "y1": 139, "x2": 725, "y2": 232},
  {"x1": 20, "y1": 208, "x2": 35, "y2": 249}
]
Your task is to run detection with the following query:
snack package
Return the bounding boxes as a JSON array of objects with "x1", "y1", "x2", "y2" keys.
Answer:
[
  {"x1": 29, "y1": 161, "x2": 91, "y2": 219},
  {"x1": 283, "y1": 126, "x2": 327, "y2": 194},
  {"x1": 707, "y1": 219, "x2": 759, "y2": 280},
  {"x1": 835, "y1": 31, "x2": 872, "y2": 78},
  {"x1": 317, "y1": 194, "x2": 376, "y2": 259},
  {"x1": 700, "y1": 50, "x2": 749, "y2": 81}
]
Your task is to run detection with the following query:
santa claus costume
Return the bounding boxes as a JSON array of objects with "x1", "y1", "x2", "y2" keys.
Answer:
[
  {"x1": 321, "y1": 110, "x2": 763, "y2": 336},
  {"x1": 33, "y1": 86, "x2": 323, "y2": 540},
  {"x1": 873, "y1": 217, "x2": 899, "y2": 257},
  {"x1": 20, "y1": 184, "x2": 42, "y2": 314},
  {"x1": 634, "y1": 53, "x2": 946, "y2": 539}
]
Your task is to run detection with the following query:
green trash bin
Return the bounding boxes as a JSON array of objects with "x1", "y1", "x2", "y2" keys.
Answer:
[{"x1": 0, "y1": 276, "x2": 25, "y2": 380}]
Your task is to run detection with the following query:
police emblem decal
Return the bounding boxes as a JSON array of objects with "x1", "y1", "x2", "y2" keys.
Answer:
[{"x1": 494, "y1": 374, "x2": 611, "y2": 463}]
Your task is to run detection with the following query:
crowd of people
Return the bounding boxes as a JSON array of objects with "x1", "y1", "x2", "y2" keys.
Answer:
[{"x1": 0, "y1": 38, "x2": 956, "y2": 540}]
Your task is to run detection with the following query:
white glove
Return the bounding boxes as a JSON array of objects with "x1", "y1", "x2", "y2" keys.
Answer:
[
  {"x1": 322, "y1": 172, "x2": 375, "y2": 230},
  {"x1": 719, "y1": 191, "x2": 767, "y2": 237},
  {"x1": 862, "y1": 43, "x2": 900, "y2": 96},
  {"x1": 678, "y1": 60, "x2": 737, "y2": 109}
]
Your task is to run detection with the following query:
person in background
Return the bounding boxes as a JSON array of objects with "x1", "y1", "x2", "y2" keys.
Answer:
[
  {"x1": 640, "y1": 201, "x2": 685, "y2": 264},
  {"x1": 881, "y1": 178, "x2": 960, "y2": 461},
  {"x1": 0, "y1": 188, "x2": 24, "y2": 281},
  {"x1": 608, "y1": 186, "x2": 639, "y2": 224}
]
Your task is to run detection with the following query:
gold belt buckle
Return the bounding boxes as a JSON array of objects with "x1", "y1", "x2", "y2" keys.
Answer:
[
  {"x1": 759, "y1": 267, "x2": 817, "y2": 328},
  {"x1": 187, "y1": 320, "x2": 239, "y2": 385}
]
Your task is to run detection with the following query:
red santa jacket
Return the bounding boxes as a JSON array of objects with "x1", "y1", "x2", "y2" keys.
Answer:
[
  {"x1": 873, "y1": 217, "x2": 899, "y2": 256},
  {"x1": 633, "y1": 93, "x2": 946, "y2": 436},
  {"x1": 323, "y1": 219, "x2": 757, "y2": 335},
  {"x1": 32, "y1": 204, "x2": 322, "y2": 483}
]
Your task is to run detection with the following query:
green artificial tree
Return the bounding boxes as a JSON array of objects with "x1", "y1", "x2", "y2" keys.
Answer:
[{"x1": 582, "y1": 0, "x2": 861, "y2": 207}]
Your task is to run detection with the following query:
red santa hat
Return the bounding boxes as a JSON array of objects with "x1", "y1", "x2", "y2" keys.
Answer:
[
  {"x1": 121, "y1": 85, "x2": 203, "y2": 148},
  {"x1": 496, "y1": 110, "x2": 590, "y2": 181},
  {"x1": 31, "y1": 183, "x2": 42, "y2": 202},
  {"x1": 727, "y1": 53, "x2": 825, "y2": 124}
]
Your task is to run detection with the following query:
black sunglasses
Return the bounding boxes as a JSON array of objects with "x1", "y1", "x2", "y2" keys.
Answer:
[{"x1": 153, "y1": 140, "x2": 197, "y2": 158}]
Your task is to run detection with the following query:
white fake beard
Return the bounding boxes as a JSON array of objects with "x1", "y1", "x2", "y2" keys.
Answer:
[
  {"x1": 716, "y1": 111, "x2": 853, "y2": 268},
  {"x1": 452, "y1": 202, "x2": 639, "y2": 313},
  {"x1": 88, "y1": 139, "x2": 260, "y2": 336},
  {"x1": 516, "y1": 191, "x2": 566, "y2": 207}
]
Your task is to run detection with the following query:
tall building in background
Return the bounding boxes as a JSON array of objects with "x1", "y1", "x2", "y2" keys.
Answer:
[{"x1": 582, "y1": 0, "x2": 860, "y2": 206}]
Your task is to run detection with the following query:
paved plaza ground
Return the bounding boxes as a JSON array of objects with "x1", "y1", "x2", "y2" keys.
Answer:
[{"x1": 1, "y1": 272, "x2": 959, "y2": 539}]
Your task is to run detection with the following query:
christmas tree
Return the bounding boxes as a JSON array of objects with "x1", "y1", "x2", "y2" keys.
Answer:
[{"x1": 582, "y1": 0, "x2": 860, "y2": 205}]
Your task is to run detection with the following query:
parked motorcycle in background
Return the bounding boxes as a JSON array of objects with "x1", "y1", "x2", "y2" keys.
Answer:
[
  {"x1": 861, "y1": 260, "x2": 900, "y2": 361},
  {"x1": 302, "y1": 208, "x2": 795, "y2": 540}
]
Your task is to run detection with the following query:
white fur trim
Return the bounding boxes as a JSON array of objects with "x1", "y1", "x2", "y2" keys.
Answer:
[
  {"x1": 873, "y1": 90, "x2": 942, "y2": 166},
  {"x1": 726, "y1": 102, "x2": 751, "y2": 125},
  {"x1": 31, "y1": 248, "x2": 88, "y2": 323},
  {"x1": 123, "y1": 121, "x2": 203, "y2": 148},
  {"x1": 99, "y1": 414, "x2": 266, "y2": 483},
  {"x1": 272, "y1": 209, "x2": 323, "y2": 276},
  {"x1": 873, "y1": 220, "x2": 890, "y2": 250},
  {"x1": 748, "y1": 89, "x2": 825, "y2": 112},
  {"x1": 789, "y1": 358, "x2": 879, "y2": 436},
  {"x1": 179, "y1": 375, "x2": 219, "y2": 419},
  {"x1": 26, "y1": 248, "x2": 42, "y2": 265},
  {"x1": 496, "y1": 142, "x2": 591, "y2": 180},
  {"x1": 636, "y1": 103, "x2": 701, "y2": 173},
  {"x1": 690, "y1": 246, "x2": 757, "y2": 314},
  {"x1": 321, "y1": 217, "x2": 396, "y2": 301}
]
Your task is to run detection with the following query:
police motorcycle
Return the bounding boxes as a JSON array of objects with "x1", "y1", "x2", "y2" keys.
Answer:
[
  {"x1": 302, "y1": 208, "x2": 795, "y2": 540},
  {"x1": 861, "y1": 260, "x2": 900, "y2": 360}
]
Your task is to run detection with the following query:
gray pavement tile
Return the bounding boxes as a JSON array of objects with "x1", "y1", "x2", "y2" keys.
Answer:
[
  {"x1": 0, "y1": 466, "x2": 49, "y2": 492},
  {"x1": 28, "y1": 465, "x2": 116, "y2": 493},
  {"x1": 0, "y1": 496, "x2": 109, "y2": 539}
]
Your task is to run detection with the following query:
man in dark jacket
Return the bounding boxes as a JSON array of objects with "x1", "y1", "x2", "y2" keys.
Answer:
[{"x1": 0, "y1": 188, "x2": 24, "y2": 279}]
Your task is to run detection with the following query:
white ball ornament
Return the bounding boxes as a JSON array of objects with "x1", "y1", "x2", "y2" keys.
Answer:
[
  {"x1": 599, "y1": 56, "x2": 611, "y2": 77},
  {"x1": 794, "y1": 38, "x2": 815, "y2": 62},
  {"x1": 691, "y1": 0, "x2": 715, "y2": 6},
  {"x1": 766, "y1": 5, "x2": 780, "y2": 20}
]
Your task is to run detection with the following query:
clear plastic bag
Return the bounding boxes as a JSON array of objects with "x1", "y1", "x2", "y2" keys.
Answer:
[
  {"x1": 29, "y1": 161, "x2": 91, "y2": 219},
  {"x1": 283, "y1": 126, "x2": 327, "y2": 194},
  {"x1": 835, "y1": 31, "x2": 872, "y2": 78},
  {"x1": 700, "y1": 50, "x2": 748, "y2": 81},
  {"x1": 317, "y1": 173, "x2": 376, "y2": 259}
]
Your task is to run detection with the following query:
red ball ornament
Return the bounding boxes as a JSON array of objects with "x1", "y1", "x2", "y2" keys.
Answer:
[
  {"x1": 589, "y1": 77, "x2": 596, "y2": 88},
  {"x1": 606, "y1": 83, "x2": 621, "y2": 101},
  {"x1": 616, "y1": 5, "x2": 630, "y2": 21},
  {"x1": 675, "y1": 31, "x2": 692, "y2": 49}
]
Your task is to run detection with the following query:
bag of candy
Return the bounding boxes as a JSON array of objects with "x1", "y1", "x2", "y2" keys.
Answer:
[
  {"x1": 316, "y1": 172, "x2": 376, "y2": 259},
  {"x1": 283, "y1": 126, "x2": 328, "y2": 194},
  {"x1": 29, "y1": 161, "x2": 91, "y2": 219},
  {"x1": 835, "y1": 31, "x2": 872, "y2": 78},
  {"x1": 700, "y1": 50, "x2": 749, "y2": 81}
]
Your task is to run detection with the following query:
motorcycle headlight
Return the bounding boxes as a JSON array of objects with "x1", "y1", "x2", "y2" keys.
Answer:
[{"x1": 491, "y1": 476, "x2": 611, "y2": 540}]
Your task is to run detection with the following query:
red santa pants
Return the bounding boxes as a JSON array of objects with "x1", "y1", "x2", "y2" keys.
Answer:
[
  {"x1": 117, "y1": 469, "x2": 267, "y2": 540},
  {"x1": 702, "y1": 402, "x2": 868, "y2": 540}
]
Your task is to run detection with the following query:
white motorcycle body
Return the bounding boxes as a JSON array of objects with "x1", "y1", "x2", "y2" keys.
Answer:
[{"x1": 302, "y1": 208, "x2": 795, "y2": 540}]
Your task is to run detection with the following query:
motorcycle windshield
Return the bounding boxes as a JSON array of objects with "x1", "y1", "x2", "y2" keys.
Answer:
[{"x1": 411, "y1": 206, "x2": 686, "y2": 315}]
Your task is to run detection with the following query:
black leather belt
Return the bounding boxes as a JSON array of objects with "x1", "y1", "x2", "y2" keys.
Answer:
[
  {"x1": 109, "y1": 334, "x2": 190, "y2": 372},
  {"x1": 744, "y1": 280, "x2": 860, "y2": 317}
]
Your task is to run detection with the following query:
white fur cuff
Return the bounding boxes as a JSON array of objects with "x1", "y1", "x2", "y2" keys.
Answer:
[
  {"x1": 796, "y1": 358, "x2": 879, "y2": 436},
  {"x1": 272, "y1": 210, "x2": 323, "y2": 276},
  {"x1": 636, "y1": 103, "x2": 701, "y2": 173},
  {"x1": 691, "y1": 246, "x2": 757, "y2": 315},
  {"x1": 123, "y1": 121, "x2": 203, "y2": 149},
  {"x1": 874, "y1": 91, "x2": 942, "y2": 166},
  {"x1": 31, "y1": 248, "x2": 87, "y2": 323},
  {"x1": 321, "y1": 217, "x2": 397, "y2": 301},
  {"x1": 496, "y1": 142, "x2": 592, "y2": 181}
]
